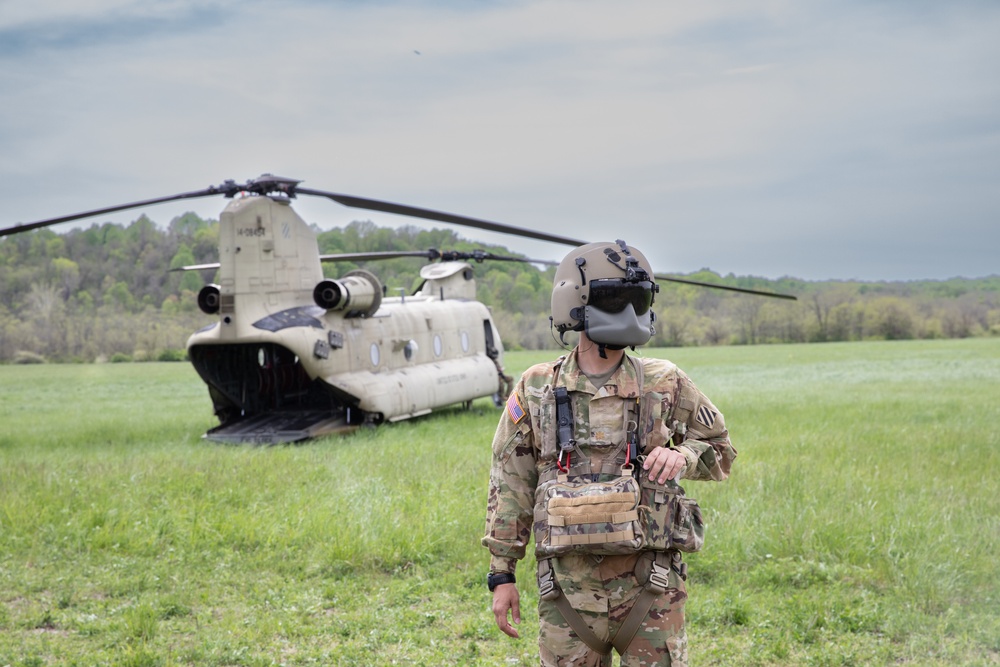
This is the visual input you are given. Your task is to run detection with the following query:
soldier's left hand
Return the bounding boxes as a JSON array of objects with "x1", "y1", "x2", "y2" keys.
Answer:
[{"x1": 643, "y1": 446, "x2": 686, "y2": 484}]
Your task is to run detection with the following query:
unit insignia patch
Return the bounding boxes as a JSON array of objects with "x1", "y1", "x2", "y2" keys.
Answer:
[{"x1": 697, "y1": 405, "x2": 717, "y2": 429}]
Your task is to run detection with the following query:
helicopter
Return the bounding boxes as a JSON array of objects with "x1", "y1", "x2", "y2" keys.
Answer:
[{"x1": 1, "y1": 174, "x2": 795, "y2": 444}]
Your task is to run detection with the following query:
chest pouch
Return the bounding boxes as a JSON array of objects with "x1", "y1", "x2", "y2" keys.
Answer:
[
  {"x1": 539, "y1": 467, "x2": 645, "y2": 557},
  {"x1": 637, "y1": 467, "x2": 704, "y2": 553}
]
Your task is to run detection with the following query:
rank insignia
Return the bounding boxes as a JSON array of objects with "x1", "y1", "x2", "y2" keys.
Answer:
[
  {"x1": 506, "y1": 393, "x2": 526, "y2": 424},
  {"x1": 696, "y1": 405, "x2": 717, "y2": 429}
]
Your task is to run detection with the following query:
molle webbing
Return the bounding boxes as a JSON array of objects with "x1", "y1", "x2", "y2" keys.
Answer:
[
  {"x1": 548, "y1": 492, "x2": 637, "y2": 509},
  {"x1": 548, "y1": 511, "x2": 639, "y2": 527},
  {"x1": 547, "y1": 489, "x2": 640, "y2": 536},
  {"x1": 547, "y1": 493, "x2": 638, "y2": 526},
  {"x1": 549, "y1": 528, "x2": 637, "y2": 547}
]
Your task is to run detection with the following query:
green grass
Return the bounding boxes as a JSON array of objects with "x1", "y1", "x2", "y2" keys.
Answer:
[{"x1": 1, "y1": 339, "x2": 998, "y2": 665}]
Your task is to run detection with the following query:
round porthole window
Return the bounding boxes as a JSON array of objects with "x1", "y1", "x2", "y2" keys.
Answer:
[
  {"x1": 460, "y1": 331, "x2": 470, "y2": 352},
  {"x1": 404, "y1": 340, "x2": 418, "y2": 361},
  {"x1": 433, "y1": 334, "x2": 443, "y2": 357},
  {"x1": 370, "y1": 342, "x2": 380, "y2": 367}
]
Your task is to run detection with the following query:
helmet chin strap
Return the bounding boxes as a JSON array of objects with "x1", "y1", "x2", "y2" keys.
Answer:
[{"x1": 596, "y1": 342, "x2": 631, "y2": 359}]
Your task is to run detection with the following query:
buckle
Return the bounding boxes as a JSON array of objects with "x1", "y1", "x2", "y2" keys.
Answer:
[
  {"x1": 647, "y1": 562, "x2": 670, "y2": 595},
  {"x1": 538, "y1": 572, "x2": 559, "y2": 601}
]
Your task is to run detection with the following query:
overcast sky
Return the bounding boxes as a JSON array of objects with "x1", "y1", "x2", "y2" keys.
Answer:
[{"x1": 1, "y1": 0, "x2": 997, "y2": 281}]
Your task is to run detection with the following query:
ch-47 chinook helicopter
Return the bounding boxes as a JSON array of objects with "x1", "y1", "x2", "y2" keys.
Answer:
[{"x1": 1, "y1": 174, "x2": 795, "y2": 444}]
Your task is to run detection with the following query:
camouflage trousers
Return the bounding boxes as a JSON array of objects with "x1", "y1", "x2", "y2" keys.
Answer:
[{"x1": 538, "y1": 552, "x2": 688, "y2": 667}]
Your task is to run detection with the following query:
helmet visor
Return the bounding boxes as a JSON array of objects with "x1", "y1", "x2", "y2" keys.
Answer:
[{"x1": 587, "y1": 279, "x2": 654, "y2": 316}]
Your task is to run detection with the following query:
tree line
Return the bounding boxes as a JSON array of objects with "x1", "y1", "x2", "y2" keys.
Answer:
[{"x1": 1, "y1": 213, "x2": 997, "y2": 363}]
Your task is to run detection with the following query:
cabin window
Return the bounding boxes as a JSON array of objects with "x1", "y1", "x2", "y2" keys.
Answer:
[
  {"x1": 433, "y1": 334, "x2": 443, "y2": 357},
  {"x1": 460, "y1": 331, "x2": 470, "y2": 353},
  {"x1": 370, "y1": 343, "x2": 380, "y2": 367}
]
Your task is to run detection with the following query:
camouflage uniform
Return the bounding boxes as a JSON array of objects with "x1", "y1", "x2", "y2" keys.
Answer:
[{"x1": 483, "y1": 349, "x2": 735, "y2": 667}]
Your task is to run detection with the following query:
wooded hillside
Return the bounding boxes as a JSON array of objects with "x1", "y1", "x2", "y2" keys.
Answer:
[{"x1": 1, "y1": 213, "x2": 997, "y2": 362}]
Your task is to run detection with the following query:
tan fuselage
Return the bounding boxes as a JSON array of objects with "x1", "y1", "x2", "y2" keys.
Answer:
[{"x1": 186, "y1": 195, "x2": 506, "y2": 439}]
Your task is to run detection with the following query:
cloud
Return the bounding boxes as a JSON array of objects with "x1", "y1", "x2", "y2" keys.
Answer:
[{"x1": 1, "y1": 0, "x2": 998, "y2": 280}]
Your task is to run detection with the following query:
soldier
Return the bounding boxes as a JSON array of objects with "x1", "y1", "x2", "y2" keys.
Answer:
[{"x1": 482, "y1": 240, "x2": 736, "y2": 666}]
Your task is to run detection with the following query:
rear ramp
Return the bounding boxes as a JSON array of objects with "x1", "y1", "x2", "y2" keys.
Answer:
[{"x1": 204, "y1": 410, "x2": 356, "y2": 445}]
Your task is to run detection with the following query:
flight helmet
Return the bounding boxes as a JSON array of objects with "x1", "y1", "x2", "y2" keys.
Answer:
[{"x1": 551, "y1": 239, "x2": 659, "y2": 348}]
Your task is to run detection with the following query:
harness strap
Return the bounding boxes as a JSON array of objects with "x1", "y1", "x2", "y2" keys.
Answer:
[
  {"x1": 627, "y1": 356, "x2": 644, "y2": 469},
  {"x1": 537, "y1": 559, "x2": 613, "y2": 655},
  {"x1": 537, "y1": 551, "x2": 678, "y2": 658},
  {"x1": 611, "y1": 551, "x2": 674, "y2": 654}
]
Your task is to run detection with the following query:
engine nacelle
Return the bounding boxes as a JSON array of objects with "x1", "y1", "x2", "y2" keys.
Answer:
[
  {"x1": 313, "y1": 269, "x2": 383, "y2": 318},
  {"x1": 198, "y1": 284, "x2": 221, "y2": 314}
]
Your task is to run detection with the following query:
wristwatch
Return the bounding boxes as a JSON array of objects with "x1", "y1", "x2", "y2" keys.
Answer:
[{"x1": 487, "y1": 571, "x2": 516, "y2": 591}]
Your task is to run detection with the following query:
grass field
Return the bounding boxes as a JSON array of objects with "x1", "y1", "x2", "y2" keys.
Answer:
[{"x1": 1, "y1": 338, "x2": 998, "y2": 666}]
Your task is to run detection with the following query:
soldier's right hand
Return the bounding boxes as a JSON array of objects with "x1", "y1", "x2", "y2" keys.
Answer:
[
  {"x1": 492, "y1": 583, "x2": 521, "y2": 638},
  {"x1": 643, "y1": 445, "x2": 687, "y2": 484}
]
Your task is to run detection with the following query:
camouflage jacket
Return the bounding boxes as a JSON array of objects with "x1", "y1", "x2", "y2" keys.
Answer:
[{"x1": 482, "y1": 348, "x2": 736, "y2": 574}]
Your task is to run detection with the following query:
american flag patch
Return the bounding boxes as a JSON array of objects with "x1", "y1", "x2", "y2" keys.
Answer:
[
  {"x1": 697, "y1": 405, "x2": 717, "y2": 429},
  {"x1": 506, "y1": 393, "x2": 526, "y2": 424}
]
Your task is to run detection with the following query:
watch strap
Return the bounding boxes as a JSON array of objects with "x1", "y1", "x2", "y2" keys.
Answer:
[{"x1": 487, "y1": 571, "x2": 516, "y2": 591}]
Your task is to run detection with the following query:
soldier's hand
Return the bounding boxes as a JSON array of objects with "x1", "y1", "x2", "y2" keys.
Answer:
[
  {"x1": 492, "y1": 583, "x2": 521, "y2": 638},
  {"x1": 643, "y1": 446, "x2": 687, "y2": 484}
]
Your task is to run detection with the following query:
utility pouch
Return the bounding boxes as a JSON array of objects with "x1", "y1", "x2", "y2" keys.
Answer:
[
  {"x1": 638, "y1": 474, "x2": 704, "y2": 553},
  {"x1": 539, "y1": 469, "x2": 645, "y2": 557}
]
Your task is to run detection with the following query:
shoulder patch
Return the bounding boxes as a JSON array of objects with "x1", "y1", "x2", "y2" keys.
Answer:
[
  {"x1": 696, "y1": 405, "x2": 717, "y2": 429},
  {"x1": 506, "y1": 393, "x2": 527, "y2": 424}
]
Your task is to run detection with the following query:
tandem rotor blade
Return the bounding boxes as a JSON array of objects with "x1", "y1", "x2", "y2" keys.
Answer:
[
  {"x1": 295, "y1": 186, "x2": 587, "y2": 247},
  {"x1": 317, "y1": 249, "x2": 559, "y2": 266},
  {"x1": 437, "y1": 250, "x2": 557, "y2": 266},
  {"x1": 1, "y1": 175, "x2": 307, "y2": 238},
  {"x1": 0, "y1": 184, "x2": 241, "y2": 237},
  {"x1": 655, "y1": 274, "x2": 798, "y2": 300},
  {"x1": 3, "y1": 174, "x2": 582, "y2": 248},
  {"x1": 318, "y1": 250, "x2": 441, "y2": 263}
]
